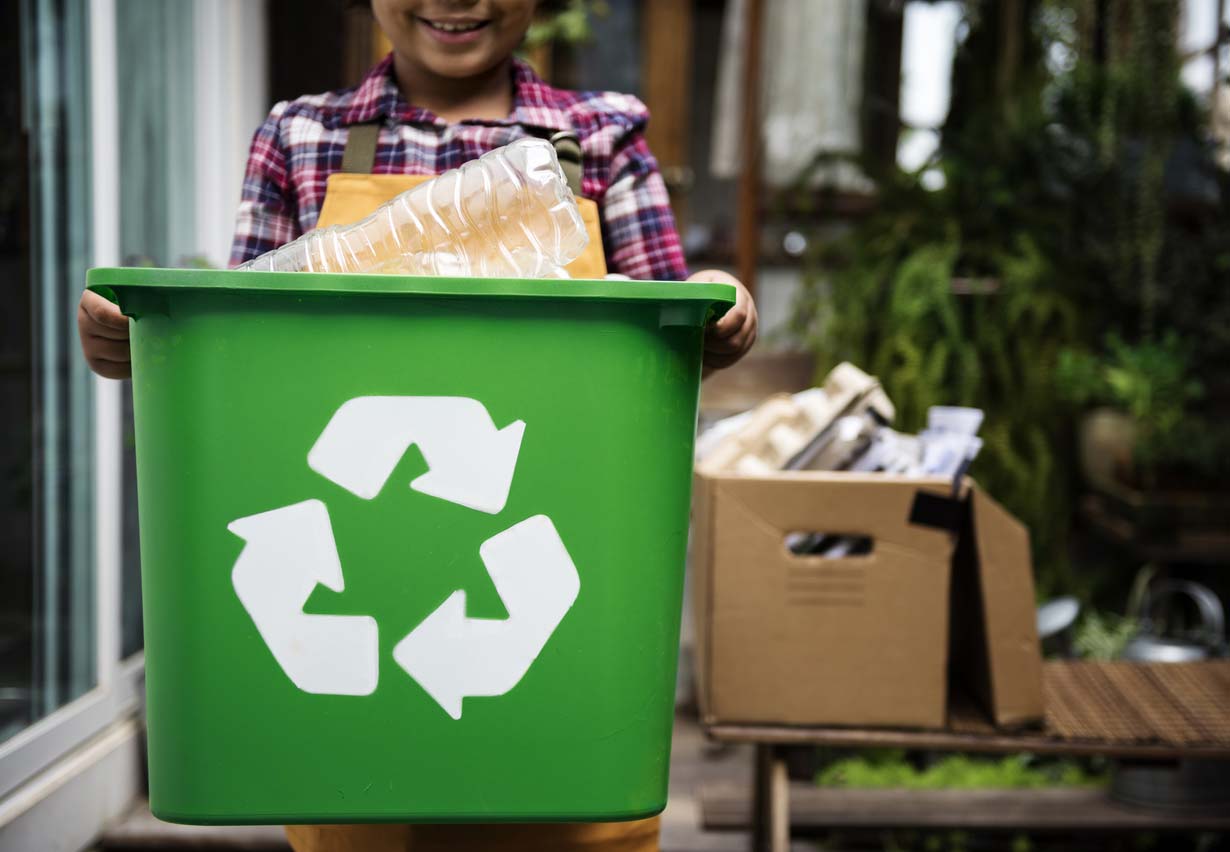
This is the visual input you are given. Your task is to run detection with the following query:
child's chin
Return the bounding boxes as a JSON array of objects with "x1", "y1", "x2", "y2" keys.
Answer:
[{"x1": 418, "y1": 44, "x2": 504, "y2": 77}]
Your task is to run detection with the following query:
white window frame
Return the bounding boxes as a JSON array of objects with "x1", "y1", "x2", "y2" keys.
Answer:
[{"x1": 195, "y1": 0, "x2": 270, "y2": 268}]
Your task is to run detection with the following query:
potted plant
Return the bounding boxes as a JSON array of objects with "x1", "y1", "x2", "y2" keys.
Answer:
[
  {"x1": 789, "y1": 0, "x2": 1230, "y2": 578},
  {"x1": 1058, "y1": 333, "x2": 1230, "y2": 558}
]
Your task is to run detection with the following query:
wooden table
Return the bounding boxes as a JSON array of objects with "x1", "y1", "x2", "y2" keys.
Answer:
[{"x1": 702, "y1": 660, "x2": 1230, "y2": 851}]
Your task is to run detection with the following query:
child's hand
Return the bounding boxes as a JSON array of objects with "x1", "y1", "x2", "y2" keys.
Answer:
[
  {"x1": 78, "y1": 289, "x2": 131, "y2": 379},
  {"x1": 690, "y1": 269, "x2": 757, "y2": 372}
]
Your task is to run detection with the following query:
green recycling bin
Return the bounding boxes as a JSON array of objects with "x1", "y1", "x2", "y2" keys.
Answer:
[{"x1": 87, "y1": 268, "x2": 734, "y2": 825}]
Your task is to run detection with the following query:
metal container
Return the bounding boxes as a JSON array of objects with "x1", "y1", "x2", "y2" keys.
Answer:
[
  {"x1": 1121, "y1": 580, "x2": 1225, "y2": 662},
  {"x1": 1113, "y1": 579, "x2": 1228, "y2": 813}
]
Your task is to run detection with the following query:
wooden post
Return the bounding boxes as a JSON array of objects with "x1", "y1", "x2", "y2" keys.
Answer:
[
  {"x1": 1215, "y1": 0, "x2": 1226, "y2": 100},
  {"x1": 641, "y1": 0, "x2": 695, "y2": 226},
  {"x1": 736, "y1": 0, "x2": 764, "y2": 295},
  {"x1": 752, "y1": 744, "x2": 790, "y2": 852},
  {"x1": 996, "y1": 0, "x2": 1024, "y2": 101},
  {"x1": 861, "y1": 1, "x2": 905, "y2": 170}
]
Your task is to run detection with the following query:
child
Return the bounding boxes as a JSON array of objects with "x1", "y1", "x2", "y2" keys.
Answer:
[
  {"x1": 78, "y1": 0, "x2": 756, "y2": 376},
  {"x1": 78, "y1": 1, "x2": 756, "y2": 849}
]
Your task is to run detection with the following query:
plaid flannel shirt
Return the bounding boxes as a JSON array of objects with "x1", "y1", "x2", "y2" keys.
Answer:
[{"x1": 230, "y1": 55, "x2": 688, "y2": 280}]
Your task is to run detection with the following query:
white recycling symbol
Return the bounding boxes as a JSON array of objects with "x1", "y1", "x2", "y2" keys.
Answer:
[{"x1": 227, "y1": 396, "x2": 580, "y2": 720}]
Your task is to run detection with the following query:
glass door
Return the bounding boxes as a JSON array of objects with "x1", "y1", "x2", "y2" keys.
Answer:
[{"x1": 1, "y1": 0, "x2": 96, "y2": 748}]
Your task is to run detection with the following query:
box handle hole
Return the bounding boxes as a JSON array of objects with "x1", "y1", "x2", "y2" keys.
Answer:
[{"x1": 784, "y1": 532, "x2": 874, "y2": 558}]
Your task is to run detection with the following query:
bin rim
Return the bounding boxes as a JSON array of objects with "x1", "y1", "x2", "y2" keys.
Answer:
[{"x1": 87, "y1": 267, "x2": 736, "y2": 313}]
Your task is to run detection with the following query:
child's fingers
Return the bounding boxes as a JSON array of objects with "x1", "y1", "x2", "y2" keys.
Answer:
[
  {"x1": 714, "y1": 283, "x2": 756, "y2": 339},
  {"x1": 708, "y1": 299, "x2": 758, "y2": 350},
  {"x1": 78, "y1": 302, "x2": 130, "y2": 341},
  {"x1": 705, "y1": 326, "x2": 745, "y2": 353},
  {"x1": 703, "y1": 348, "x2": 745, "y2": 369},
  {"x1": 706, "y1": 327, "x2": 755, "y2": 360},
  {"x1": 84, "y1": 335, "x2": 132, "y2": 363},
  {"x1": 87, "y1": 358, "x2": 132, "y2": 380},
  {"x1": 712, "y1": 301, "x2": 748, "y2": 338},
  {"x1": 80, "y1": 289, "x2": 130, "y2": 333},
  {"x1": 685, "y1": 270, "x2": 752, "y2": 334},
  {"x1": 690, "y1": 269, "x2": 757, "y2": 369}
]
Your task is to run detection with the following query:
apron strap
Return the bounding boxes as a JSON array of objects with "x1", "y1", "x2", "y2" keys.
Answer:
[
  {"x1": 341, "y1": 121, "x2": 381, "y2": 174},
  {"x1": 549, "y1": 130, "x2": 584, "y2": 197}
]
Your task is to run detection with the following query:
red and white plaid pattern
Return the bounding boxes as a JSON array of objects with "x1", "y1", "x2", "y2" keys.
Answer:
[{"x1": 230, "y1": 55, "x2": 688, "y2": 280}]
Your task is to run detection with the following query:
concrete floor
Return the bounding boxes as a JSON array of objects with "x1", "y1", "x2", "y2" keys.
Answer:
[{"x1": 661, "y1": 713, "x2": 754, "y2": 852}]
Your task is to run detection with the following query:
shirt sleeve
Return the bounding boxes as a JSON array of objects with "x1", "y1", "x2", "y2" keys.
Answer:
[
  {"x1": 229, "y1": 102, "x2": 300, "y2": 268},
  {"x1": 600, "y1": 129, "x2": 689, "y2": 281}
]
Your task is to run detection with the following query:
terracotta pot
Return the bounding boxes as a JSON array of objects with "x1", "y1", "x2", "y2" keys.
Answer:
[{"x1": 1077, "y1": 407, "x2": 1136, "y2": 490}]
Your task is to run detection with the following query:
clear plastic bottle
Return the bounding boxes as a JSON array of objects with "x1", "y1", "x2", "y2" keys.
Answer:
[{"x1": 238, "y1": 138, "x2": 589, "y2": 278}]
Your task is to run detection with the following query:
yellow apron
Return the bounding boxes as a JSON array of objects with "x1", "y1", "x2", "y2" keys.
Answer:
[
  {"x1": 315, "y1": 172, "x2": 608, "y2": 279},
  {"x1": 285, "y1": 817, "x2": 661, "y2": 852},
  {"x1": 284, "y1": 151, "x2": 656, "y2": 852}
]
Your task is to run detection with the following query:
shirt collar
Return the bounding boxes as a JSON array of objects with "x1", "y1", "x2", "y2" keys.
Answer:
[
  {"x1": 506, "y1": 59, "x2": 571, "y2": 133},
  {"x1": 339, "y1": 54, "x2": 570, "y2": 132},
  {"x1": 339, "y1": 55, "x2": 425, "y2": 126}
]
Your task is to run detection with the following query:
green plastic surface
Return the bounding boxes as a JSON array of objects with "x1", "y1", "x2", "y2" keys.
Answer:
[{"x1": 87, "y1": 267, "x2": 734, "y2": 825}]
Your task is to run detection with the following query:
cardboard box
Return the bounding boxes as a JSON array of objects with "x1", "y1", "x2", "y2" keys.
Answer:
[{"x1": 691, "y1": 472, "x2": 1043, "y2": 730}]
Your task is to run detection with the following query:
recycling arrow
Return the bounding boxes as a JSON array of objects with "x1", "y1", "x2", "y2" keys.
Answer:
[
  {"x1": 307, "y1": 396, "x2": 525, "y2": 514},
  {"x1": 229, "y1": 499, "x2": 379, "y2": 696},
  {"x1": 228, "y1": 395, "x2": 579, "y2": 717},
  {"x1": 392, "y1": 514, "x2": 580, "y2": 719}
]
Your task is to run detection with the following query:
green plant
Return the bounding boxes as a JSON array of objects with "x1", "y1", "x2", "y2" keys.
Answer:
[
  {"x1": 1057, "y1": 333, "x2": 1207, "y2": 486},
  {"x1": 792, "y1": 176, "x2": 1080, "y2": 579},
  {"x1": 523, "y1": 0, "x2": 606, "y2": 49},
  {"x1": 815, "y1": 749, "x2": 1104, "y2": 790},
  {"x1": 789, "y1": 0, "x2": 1230, "y2": 587},
  {"x1": 787, "y1": 1, "x2": 1087, "y2": 579},
  {"x1": 1073, "y1": 610, "x2": 1139, "y2": 660}
]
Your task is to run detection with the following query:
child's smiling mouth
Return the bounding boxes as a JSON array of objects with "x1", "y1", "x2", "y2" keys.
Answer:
[{"x1": 417, "y1": 16, "x2": 492, "y2": 44}]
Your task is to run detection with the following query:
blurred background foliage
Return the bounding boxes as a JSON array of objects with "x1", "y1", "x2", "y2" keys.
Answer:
[{"x1": 789, "y1": 0, "x2": 1230, "y2": 594}]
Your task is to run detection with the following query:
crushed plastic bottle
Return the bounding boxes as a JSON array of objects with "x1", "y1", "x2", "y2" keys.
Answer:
[{"x1": 238, "y1": 138, "x2": 588, "y2": 278}]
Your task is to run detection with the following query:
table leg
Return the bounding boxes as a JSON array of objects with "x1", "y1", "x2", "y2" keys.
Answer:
[{"x1": 751, "y1": 744, "x2": 789, "y2": 852}]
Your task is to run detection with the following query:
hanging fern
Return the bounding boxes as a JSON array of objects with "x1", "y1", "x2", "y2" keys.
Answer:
[{"x1": 802, "y1": 224, "x2": 1078, "y2": 579}]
